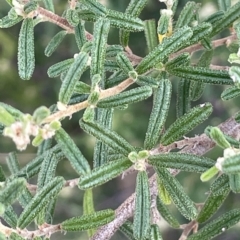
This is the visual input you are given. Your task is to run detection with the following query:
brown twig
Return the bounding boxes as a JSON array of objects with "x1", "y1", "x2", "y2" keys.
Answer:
[
  {"x1": 179, "y1": 221, "x2": 198, "y2": 240},
  {"x1": 91, "y1": 117, "x2": 240, "y2": 240},
  {"x1": 26, "y1": 178, "x2": 79, "y2": 192},
  {"x1": 42, "y1": 78, "x2": 134, "y2": 123},
  {"x1": 0, "y1": 221, "x2": 61, "y2": 238}
]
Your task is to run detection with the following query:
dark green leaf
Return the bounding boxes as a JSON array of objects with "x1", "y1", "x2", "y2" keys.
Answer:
[
  {"x1": 133, "y1": 171, "x2": 151, "y2": 240},
  {"x1": 161, "y1": 103, "x2": 212, "y2": 145},
  {"x1": 79, "y1": 158, "x2": 132, "y2": 189},
  {"x1": 149, "y1": 153, "x2": 215, "y2": 173},
  {"x1": 61, "y1": 209, "x2": 115, "y2": 231}
]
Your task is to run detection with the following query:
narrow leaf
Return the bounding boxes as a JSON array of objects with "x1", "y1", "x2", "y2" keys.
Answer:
[
  {"x1": 23, "y1": 1, "x2": 38, "y2": 15},
  {"x1": 197, "y1": 191, "x2": 230, "y2": 223},
  {"x1": 0, "y1": 15, "x2": 22, "y2": 28},
  {"x1": 66, "y1": 9, "x2": 80, "y2": 27},
  {"x1": 190, "y1": 50, "x2": 213, "y2": 101},
  {"x1": 222, "y1": 154, "x2": 240, "y2": 174},
  {"x1": 211, "y1": 1, "x2": 240, "y2": 37},
  {"x1": 74, "y1": 82, "x2": 91, "y2": 94},
  {"x1": 61, "y1": 209, "x2": 115, "y2": 231},
  {"x1": 155, "y1": 167, "x2": 198, "y2": 220},
  {"x1": 17, "y1": 145, "x2": 63, "y2": 179},
  {"x1": 116, "y1": 52, "x2": 134, "y2": 75},
  {"x1": 150, "y1": 224, "x2": 163, "y2": 240},
  {"x1": 0, "y1": 106, "x2": 15, "y2": 126},
  {"x1": 9, "y1": 233, "x2": 24, "y2": 240},
  {"x1": 47, "y1": 58, "x2": 74, "y2": 78},
  {"x1": 210, "y1": 127, "x2": 231, "y2": 149},
  {"x1": 200, "y1": 166, "x2": 219, "y2": 182},
  {"x1": 175, "y1": 2, "x2": 198, "y2": 29},
  {"x1": 83, "y1": 189, "x2": 96, "y2": 237},
  {"x1": 218, "y1": 0, "x2": 231, "y2": 11},
  {"x1": 165, "y1": 53, "x2": 190, "y2": 69},
  {"x1": 205, "y1": 11, "x2": 224, "y2": 27},
  {"x1": 93, "y1": 108, "x2": 114, "y2": 168},
  {"x1": 91, "y1": 18, "x2": 110, "y2": 78},
  {"x1": 144, "y1": 20, "x2": 158, "y2": 52},
  {"x1": 0, "y1": 178, "x2": 26, "y2": 206},
  {"x1": 210, "y1": 174, "x2": 230, "y2": 196},
  {"x1": 18, "y1": 187, "x2": 33, "y2": 208},
  {"x1": 37, "y1": 138, "x2": 52, "y2": 156},
  {"x1": 176, "y1": 79, "x2": 191, "y2": 118},
  {"x1": 106, "y1": 45, "x2": 123, "y2": 58},
  {"x1": 106, "y1": 70, "x2": 128, "y2": 88},
  {"x1": 0, "y1": 166, "x2": 6, "y2": 182},
  {"x1": 161, "y1": 103, "x2": 212, "y2": 146},
  {"x1": 221, "y1": 86, "x2": 240, "y2": 101},
  {"x1": 166, "y1": 66, "x2": 233, "y2": 85},
  {"x1": 75, "y1": 21, "x2": 87, "y2": 51},
  {"x1": 55, "y1": 128, "x2": 91, "y2": 175},
  {"x1": 17, "y1": 177, "x2": 64, "y2": 229},
  {"x1": 229, "y1": 173, "x2": 240, "y2": 193},
  {"x1": 156, "y1": 197, "x2": 180, "y2": 228},
  {"x1": 6, "y1": 152, "x2": 20, "y2": 174},
  {"x1": 133, "y1": 171, "x2": 151, "y2": 240},
  {"x1": 18, "y1": 18, "x2": 35, "y2": 80},
  {"x1": 120, "y1": 0, "x2": 148, "y2": 46},
  {"x1": 181, "y1": 23, "x2": 212, "y2": 51},
  {"x1": 136, "y1": 27, "x2": 193, "y2": 74},
  {"x1": 157, "y1": 176, "x2": 171, "y2": 205},
  {"x1": 0, "y1": 102, "x2": 23, "y2": 120},
  {"x1": 136, "y1": 75, "x2": 159, "y2": 88},
  {"x1": 37, "y1": 151, "x2": 59, "y2": 189},
  {"x1": 144, "y1": 79, "x2": 172, "y2": 149},
  {"x1": 106, "y1": 9, "x2": 144, "y2": 32},
  {"x1": 190, "y1": 209, "x2": 240, "y2": 239},
  {"x1": 78, "y1": 158, "x2": 132, "y2": 190},
  {"x1": 149, "y1": 153, "x2": 215, "y2": 173},
  {"x1": 80, "y1": 120, "x2": 135, "y2": 155},
  {"x1": 119, "y1": 221, "x2": 135, "y2": 240},
  {"x1": 59, "y1": 52, "x2": 89, "y2": 104},
  {"x1": 44, "y1": 31, "x2": 67, "y2": 57},
  {"x1": 81, "y1": 0, "x2": 107, "y2": 16},
  {"x1": 43, "y1": 0, "x2": 55, "y2": 12},
  {"x1": 97, "y1": 86, "x2": 152, "y2": 108},
  {"x1": 157, "y1": 11, "x2": 170, "y2": 37},
  {"x1": 2, "y1": 206, "x2": 17, "y2": 228}
]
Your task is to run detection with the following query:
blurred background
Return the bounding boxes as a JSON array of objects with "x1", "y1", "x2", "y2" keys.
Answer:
[{"x1": 0, "y1": 0, "x2": 240, "y2": 239}]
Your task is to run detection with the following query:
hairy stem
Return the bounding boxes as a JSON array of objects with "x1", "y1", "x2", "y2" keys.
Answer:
[
  {"x1": 43, "y1": 78, "x2": 134, "y2": 123},
  {"x1": 91, "y1": 117, "x2": 240, "y2": 240}
]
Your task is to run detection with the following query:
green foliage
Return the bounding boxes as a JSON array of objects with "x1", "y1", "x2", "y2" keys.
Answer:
[{"x1": 1, "y1": 0, "x2": 240, "y2": 239}]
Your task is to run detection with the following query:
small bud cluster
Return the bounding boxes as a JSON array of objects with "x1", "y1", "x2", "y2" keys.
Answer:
[
  {"x1": 160, "y1": 9, "x2": 173, "y2": 17},
  {"x1": 12, "y1": 0, "x2": 38, "y2": 18},
  {"x1": 159, "y1": 0, "x2": 174, "y2": 10},
  {"x1": 128, "y1": 150, "x2": 150, "y2": 171},
  {"x1": 3, "y1": 114, "x2": 61, "y2": 151},
  {"x1": 215, "y1": 147, "x2": 240, "y2": 171}
]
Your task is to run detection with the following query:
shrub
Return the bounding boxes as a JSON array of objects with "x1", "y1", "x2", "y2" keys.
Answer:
[{"x1": 1, "y1": 0, "x2": 240, "y2": 239}]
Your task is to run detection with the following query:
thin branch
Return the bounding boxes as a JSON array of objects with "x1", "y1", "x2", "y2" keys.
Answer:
[
  {"x1": 179, "y1": 221, "x2": 198, "y2": 240},
  {"x1": 210, "y1": 64, "x2": 230, "y2": 71},
  {"x1": 171, "y1": 33, "x2": 237, "y2": 59},
  {"x1": 0, "y1": 221, "x2": 61, "y2": 238},
  {"x1": 91, "y1": 117, "x2": 240, "y2": 240},
  {"x1": 42, "y1": 78, "x2": 134, "y2": 123},
  {"x1": 26, "y1": 178, "x2": 79, "y2": 192},
  {"x1": 37, "y1": 7, "x2": 74, "y2": 33}
]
